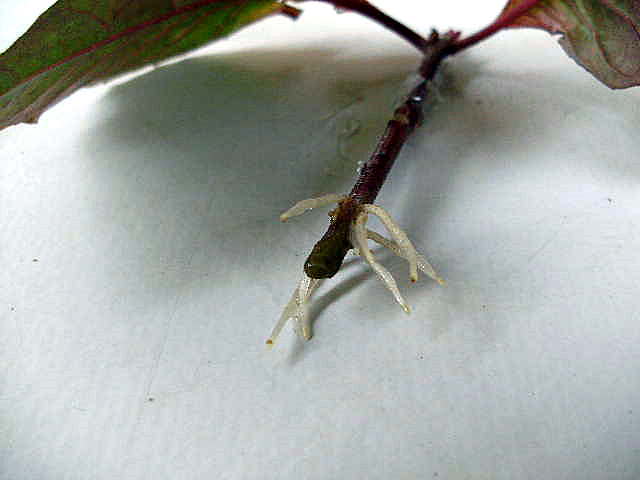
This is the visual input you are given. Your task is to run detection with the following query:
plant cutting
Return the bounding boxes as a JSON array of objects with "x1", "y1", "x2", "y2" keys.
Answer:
[{"x1": 2, "y1": 0, "x2": 638, "y2": 344}]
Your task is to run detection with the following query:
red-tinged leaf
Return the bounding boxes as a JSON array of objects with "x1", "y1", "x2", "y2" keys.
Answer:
[
  {"x1": 499, "y1": 0, "x2": 640, "y2": 89},
  {"x1": 0, "y1": 0, "x2": 289, "y2": 130}
]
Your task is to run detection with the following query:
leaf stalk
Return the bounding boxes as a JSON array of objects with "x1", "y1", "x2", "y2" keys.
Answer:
[
  {"x1": 450, "y1": 0, "x2": 543, "y2": 53},
  {"x1": 298, "y1": 0, "x2": 431, "y2": 52}
]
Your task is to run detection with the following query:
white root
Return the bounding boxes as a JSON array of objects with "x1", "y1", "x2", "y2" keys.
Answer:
[
  {"x1": 362, "y1": 204, "x2": 420, "y2": 283},
  {"x1": 271, "y1": 194, "x2": 444, "y2": 345},
  {"x1": 365, "y1": 230, "x2": 445, "y2": 286},
  {"x1": 293, "y1": 276, "x2": 321, "y2": 340},
  {"x1": 352, "y1": 211, "x2": 411, "y2": 314},
  {"x1": 267, "y1": 290, "x2": 298, "y2": 345},
  {"x1": 280, "y1": 194, "x2": 345, "y2": 222},
  {"x1": 267, "y1": 276, "x2": 322, "y2": 345}
]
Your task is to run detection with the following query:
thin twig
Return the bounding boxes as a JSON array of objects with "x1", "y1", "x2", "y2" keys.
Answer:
[
  {"x1": 280, "y1": 4, "x2": 303, "y2": 19},
  {"x1": 297, "y1": 0, "x2": 430, "y2": 52}
]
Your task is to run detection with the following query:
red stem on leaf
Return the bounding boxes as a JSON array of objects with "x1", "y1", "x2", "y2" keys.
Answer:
[{"x1": 450, "y1": 0, "x2": 543, "y2": 53}]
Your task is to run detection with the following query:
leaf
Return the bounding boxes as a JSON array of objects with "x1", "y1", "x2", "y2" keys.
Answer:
[
  {"x1": 499, "y1": 0, "x2": 640, "y2": 89},
  {"x1": 0, "y1": 0, "x2": 288, "y2": 130}
]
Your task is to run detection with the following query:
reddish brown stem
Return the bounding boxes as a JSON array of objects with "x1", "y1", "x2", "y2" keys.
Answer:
[
  {"x1": 280, "y1": 4, "x2": 303, "y2": 19},
  {"x1": 296, "y1": 2, "x2": 544, "y2": 279},
  {"x1": 303, "y1": 31, "x2": 460, "y2": 279},
  {"x1": 450, "y1": 0, "x2": 543, "y2": 53},
  {"x1": 302, "y1": 0, "x2": 430, "y2": 52}
]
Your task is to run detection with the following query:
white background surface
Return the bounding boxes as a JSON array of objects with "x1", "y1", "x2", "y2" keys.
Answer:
[{"x1": 2, "y1": 1, "x2": 640, "y2": 479}]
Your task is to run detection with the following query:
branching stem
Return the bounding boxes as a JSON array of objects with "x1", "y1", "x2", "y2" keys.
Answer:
[
  {"x1": 292, "y1": 1, "x2": 542, "y2": 280},
  {"x1": 274, "y1": 1, "x2": 545, "y2": 340}
]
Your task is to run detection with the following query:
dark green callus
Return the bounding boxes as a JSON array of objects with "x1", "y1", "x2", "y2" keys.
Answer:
[{"x1": 304, "y1": 224, "x2": 352, "y2": 279}]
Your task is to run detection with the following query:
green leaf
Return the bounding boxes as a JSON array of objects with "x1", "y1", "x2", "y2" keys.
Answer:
[
  {"x1": 0, "y1": 0, "x2": 287, "y2": 130},
  {"x1": 500, "y1": 0, "x2": 640, "y2": 89}
]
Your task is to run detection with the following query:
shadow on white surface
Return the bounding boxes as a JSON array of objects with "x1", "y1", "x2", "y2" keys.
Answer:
[
  {"x1": 79, "y1": 44, "x2": 419, "y2": 292},
  {"x1": 2, "y1": 35, "x2": 640, "y2": 480}
]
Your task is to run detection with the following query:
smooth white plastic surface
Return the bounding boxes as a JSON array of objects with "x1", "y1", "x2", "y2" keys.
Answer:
[{"x1": 2, "y1": 2, "x2": 640, "y2": 479}]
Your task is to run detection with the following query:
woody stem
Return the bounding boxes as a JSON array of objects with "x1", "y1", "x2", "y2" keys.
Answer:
[{"x1": 303, "y1": 30, "x2": 460, "y2": 279}]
